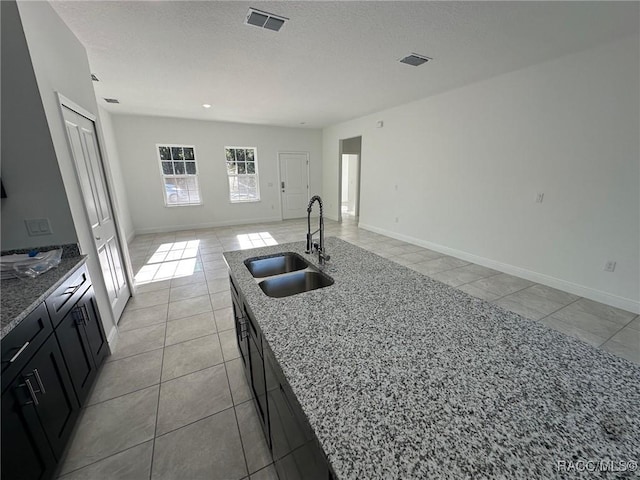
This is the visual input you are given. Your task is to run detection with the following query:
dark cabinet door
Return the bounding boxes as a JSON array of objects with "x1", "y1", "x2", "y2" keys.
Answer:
[
  {"x1": 56, "y1": 305, "x2": 95, "y2": 405},
  {"x1": 13, "y1": 335, "x2": 80, "y2": 461},
  {"x1": 265, "y1": 345, "x2": 331, "y2": 480},
  {"x1": 1, "y1": 376, "x2": 56, "y2": 480},
  {"x1": 232, "y1": 289, "x2": 250, "y2": 375},
  {"x1": 56, "y1": 287, "x2": 108, "y2": 405},
  {"x1": 78, "y1": 288, "x2": 108, "y2": 369},
  {"x1": 249, "y1": 332, "x2": 269, "y2": 444}
]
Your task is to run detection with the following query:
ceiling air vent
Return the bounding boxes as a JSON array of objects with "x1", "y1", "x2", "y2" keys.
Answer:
[
  {"x1": 399, "y1": 54, "x2": 431, "y2": 67},
  {"x1": 245, "y1": 8, "x2": 288, "y2": 32},
  {"x1": 91, "y1": 74, "x2": 99, "y2": 82},
  {"x1": 104, "y1": 98, "x2": 120, "y2": 104}
]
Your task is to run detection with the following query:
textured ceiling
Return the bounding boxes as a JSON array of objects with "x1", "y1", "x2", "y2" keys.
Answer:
[{"x1": 49, "y1": 1, "x2": 639, "y2": 128}]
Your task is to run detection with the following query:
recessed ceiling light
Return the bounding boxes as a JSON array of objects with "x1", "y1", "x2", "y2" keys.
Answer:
[
  {"x1": 245, "y1": 8, "x2": 288, "y2": 32},
  {"x1": 202, "y1": 104, "x2": 212, "y2": 109},
  {"x1": 399, "y1": 53, "x2": 432, "y2": 67},
  {"x1": 104, "y1": 98, "x2": 119, "y2": 104}
]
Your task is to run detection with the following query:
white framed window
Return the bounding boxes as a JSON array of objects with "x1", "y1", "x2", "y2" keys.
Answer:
[
  {"x1": 225, "y1": 146, "x2": 260, "y2": 203},
  {"x1": 157, "y1": 145, "x2": 202, "y2": 206}
]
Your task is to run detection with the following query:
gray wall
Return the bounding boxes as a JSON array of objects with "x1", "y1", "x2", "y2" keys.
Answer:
[
  {"x1": 16, "y1": 0, "x2": 126, "y2": 338},
  {"x1": 1, "y1": 0, "x2": 77, "y2": 250}
]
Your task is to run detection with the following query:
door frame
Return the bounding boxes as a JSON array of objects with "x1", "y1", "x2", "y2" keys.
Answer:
[
  {"x1": 339, "y1": 153, "x2": 361, "y2": 219},
  {"x1": 338, "y1": 136, "x2": 362, "y2": 223},
  {"x1": 277, "y1": 151, "x2": 310, "y2": 220},
  {"x1": 56, "y1": 93, "x2": 134, "y2": 322}
]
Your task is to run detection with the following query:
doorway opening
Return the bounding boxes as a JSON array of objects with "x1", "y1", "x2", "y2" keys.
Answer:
[{"x1": 338, "y1": 136, "x2": 362, "y2": 224}]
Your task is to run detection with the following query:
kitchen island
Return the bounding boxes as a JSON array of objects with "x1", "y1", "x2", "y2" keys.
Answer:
[{"x1": 223, "y1": 237, "x2": 639, "y2": 479}]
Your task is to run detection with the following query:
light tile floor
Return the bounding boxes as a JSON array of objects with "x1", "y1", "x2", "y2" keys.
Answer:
[{"x1": 58, "y1": 216, "x2": 639, "y2": 478}]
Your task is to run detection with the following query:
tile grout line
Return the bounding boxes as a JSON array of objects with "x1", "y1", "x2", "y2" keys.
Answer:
[
  {"x1": 57, "y1": 439, "x2": 153, "y2": 479},
  {"x1": 148, "y1": 305, "x2": 169, "y2": 480},
  {"x1": 85, "y1": 352, "x2": 235, "y2": 409}
]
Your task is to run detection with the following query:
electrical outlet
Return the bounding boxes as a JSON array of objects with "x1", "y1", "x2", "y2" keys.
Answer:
[
  {"x1": 604, "y1": 261, "x2": 616, "y2": 272},
  {"x1": 535, "y1": 193, "x2": 544, "y2": 203},
  {"x1": 25, "y1": 218, "x2": 52, "y2": 236}
]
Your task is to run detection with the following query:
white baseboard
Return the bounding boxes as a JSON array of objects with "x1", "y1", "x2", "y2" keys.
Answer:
[
  {"x1": 106, "y1": 325, "x2": 119, "y2": 351},
  {"x1": 133, "y1": 216, "x2": 283, "y2": 236},
  {"x1": 126, "y1": 229, "x2": 136, "y2": 244},
  {"x1": 359, "y1": 223, "x2": 640, "y2": 314}
]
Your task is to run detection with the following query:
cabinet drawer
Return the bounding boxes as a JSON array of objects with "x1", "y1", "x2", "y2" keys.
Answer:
[
  {"x1": 45, "y1": 264, "x2": 91, "y2": 328},
  {"x1": 1, "y1": 303, "x2": 53, "y2": 394}
]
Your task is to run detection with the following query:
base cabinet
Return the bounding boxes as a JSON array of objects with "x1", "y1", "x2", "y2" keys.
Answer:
[
  {"x1": 1, "y1": 334, "x2": 80, "y2": 480},
  {"x1": 1, "y1": 380, "x2": 56, "y2": 480},
  {"x1": 265, "y1": 346, "x2": 331, "y2": 480},
  {"x1": 230, "y1": 273, "x2": 333, "y2": 480},
  {"x1": 1, "y1": 264, "x2": 109, "y2": 480}
]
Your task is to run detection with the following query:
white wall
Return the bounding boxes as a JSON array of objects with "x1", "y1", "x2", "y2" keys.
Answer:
[
  {"x1": 341, "y1": 157, "x2": 349, "y2": 205},
  {"x1": 1, "y1": 0, "x2": 76, "y2": 250},
  {"x1": 98, "y1": 107, "x2": 134, "y2": 242},
  {"x1": 347, "y1": 155, "x2": 359, "y2": 214},
  {"x1": 111, "y1": 114, "x2": 323, "y2": 234},
  {"x1": 323, "y1": 34, "x2": 640, "y2": 313},
  {"x1": 16, "y1": 0, "x2": 123, "y2": 339}
]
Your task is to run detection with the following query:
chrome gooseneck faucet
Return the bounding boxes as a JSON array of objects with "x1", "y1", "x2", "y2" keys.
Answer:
[{"x1": 306, "y1": 195, "x2": 330, "y2": 265}]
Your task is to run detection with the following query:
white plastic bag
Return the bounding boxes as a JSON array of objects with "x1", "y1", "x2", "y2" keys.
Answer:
[{"x1": 13, "y1": 249, "x2": 63, "y2": 278}]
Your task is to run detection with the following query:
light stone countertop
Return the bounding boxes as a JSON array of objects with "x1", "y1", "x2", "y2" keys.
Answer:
[
  {"x1": 1, "y1": 256, "x2": 87, "y2": 340},
  {"x1": 223, "y1": 237, "x2": 640, "y2": 479}
]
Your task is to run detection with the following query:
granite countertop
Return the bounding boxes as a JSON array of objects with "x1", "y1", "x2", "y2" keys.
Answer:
[
  {"x1": 224, "y1": 237, "x2": 640, "y2": 479},
  {"x1": 1, "y1": 255, "x2": 87, "y2": 340}
]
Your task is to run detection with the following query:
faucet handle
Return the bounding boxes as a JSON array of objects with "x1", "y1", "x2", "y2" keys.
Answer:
[{"x1": 306, "y1": 233, "x2": 313, "y2": 253}]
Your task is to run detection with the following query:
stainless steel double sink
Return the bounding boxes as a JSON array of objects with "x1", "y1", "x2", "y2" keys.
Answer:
[{"x1": 244, "y1": 252, "x2": 333, "y2": 298}]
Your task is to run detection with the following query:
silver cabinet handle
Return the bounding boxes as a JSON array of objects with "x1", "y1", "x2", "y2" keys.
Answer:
[
  {"x1": 33, "y1": 369, "x2": 46, "y2": 394},
  {"x1": 22, "y1": 379, "x2": 39, "y2": 406},
  {"x1": 9, "y1": 341, "x2": 30, "y2": 363},
  {"x1": 64, "y1": 284, "x2": 82, "y2": 296},
  {"x1": 82, "y1": 306, "x2": 90, "y2": 325},
  {"x1": 239, "y1": 318, "x2": 248, "y2": 340}
]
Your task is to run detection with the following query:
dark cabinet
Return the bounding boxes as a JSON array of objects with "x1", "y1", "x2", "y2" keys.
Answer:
[
  {"x1": 230, "y1": 274, "x2": 270, "y2": 444},
  {"x1": 1, "y1": 304, "x2": 53, "y2": 393},
  {"x1": 1, "y1": 263, "x2": 109, "y2": 480},
  {"x1": 1, "y1": 334, "x2": 80, "y2": 480},
  {"x1": 247, "y1": 306, "x2": 269, "y2": 445},
  {"x1": 1, "y1": 378, "x2": 56, "y2": 480},
  {"x1": 264, "y1": 344, "x2": 331, "y2": 480},
  {"x1": 231, "y1": 277, "x2": 249, "y2": 374},
  {"x1": 56, "y1": 287, "x2": 108, "y2": 404},
  {"x1": 229, "y1": 271, "x2": 333, "y2": 480}
]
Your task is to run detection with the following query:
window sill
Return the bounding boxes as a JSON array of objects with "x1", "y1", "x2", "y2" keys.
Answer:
[
  {"x1": 164, "y1": 203, "x2": 204, "y2": 208},
  {"x1": 229, "y1": 199, "x2": 261, "y2": 204}
]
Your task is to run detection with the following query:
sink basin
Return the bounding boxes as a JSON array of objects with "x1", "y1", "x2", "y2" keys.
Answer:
[
  {"x1": 259, "y1": 271, "x2": 334, "y2": 298},
  {"x1": 245, "y1": 253, "x2": 309, "y2": 278}
]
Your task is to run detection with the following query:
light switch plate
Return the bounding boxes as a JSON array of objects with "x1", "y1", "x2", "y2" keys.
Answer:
[{"x1": 25, "y1": 218, "x2": 52, "y2": 236}]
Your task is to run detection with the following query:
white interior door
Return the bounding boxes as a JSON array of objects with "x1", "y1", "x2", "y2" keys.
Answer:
[
  {"x1": 279, "y1": 152, "x2": 309, "y2": 219},
  {"x1": 62, "y1": 106, "x2": 130, "y2": 322}
]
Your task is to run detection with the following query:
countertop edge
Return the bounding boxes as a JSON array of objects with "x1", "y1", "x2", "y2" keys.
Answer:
[{"x1": 1, "y1": 256, "x2": 88, "y2": 340}]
